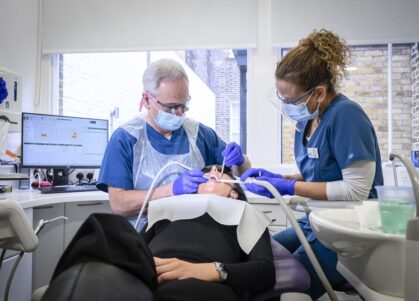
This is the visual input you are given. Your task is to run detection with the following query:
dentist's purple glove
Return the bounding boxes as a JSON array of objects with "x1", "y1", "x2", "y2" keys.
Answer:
[
  {"x1": 222, "y1": 142, "x2": 244, "y2": 167},
  {"x1": 242, "y1": 176, "x2": 297, "y2": 198},
  {"x1": 240, "y1": 168, "x2": 283, "y2": 180},
  {"x1": 172, "y1": 170, "x2": 208, "y2": 195}
]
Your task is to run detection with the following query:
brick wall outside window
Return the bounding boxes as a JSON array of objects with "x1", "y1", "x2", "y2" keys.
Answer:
[{"x1": 281, "y1": 45, "x2": 414, "y2": 163}]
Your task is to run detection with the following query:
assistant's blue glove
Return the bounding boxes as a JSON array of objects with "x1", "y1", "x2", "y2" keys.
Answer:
[
  {"x1": 222, "y1": 142, "x2": 244, "y2": 167},
  {"x1": 243, "y1": 176, "x2": 297, "y2": 198},
  {"x1": 172, "y1": 169, "x2": 208, "y2": 195},
  {"x1": 0, "y1": 77, "x2": 8, "y2": 103},
  {"x1": 240, "y1": 168, "x2": 283, "y2": 180}
]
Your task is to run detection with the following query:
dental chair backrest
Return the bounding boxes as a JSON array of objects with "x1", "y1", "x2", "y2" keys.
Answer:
[{"x1": 0, "y1": 200, "x2": 38, "y2": 252}]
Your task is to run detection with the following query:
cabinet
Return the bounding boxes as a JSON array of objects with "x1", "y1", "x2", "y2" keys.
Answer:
[
  {"x1": 64, "y1": 201, "x2": 111, "y2": 247},
  {"x1": 0, "y1": 208, "x2": 33, "y2": 301},
  {"x1": 31, "y1": 200, "x2": 111, "y2": 290},
  {"x1": 0, "y1": 253, "x2": 32, "y2": 301},
  {"x1": 248, "y1": 195, "x2": 307, "y2": 235},
  {"x1": 32, "y1": 204, "x2": 65, "y2": 290}
]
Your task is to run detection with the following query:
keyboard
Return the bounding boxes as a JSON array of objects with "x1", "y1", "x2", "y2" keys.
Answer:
[{"x1": 39, "y1": 185, "x2": 99, "y2": 194}]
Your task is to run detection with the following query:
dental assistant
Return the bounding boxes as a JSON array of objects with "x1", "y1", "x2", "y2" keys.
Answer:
[
  {"x1": 241, "y1": 29, "x2": 383, "y2": 299},
  {"x1": 97, "y1": 59, "x2": 251, "y2": 223}
]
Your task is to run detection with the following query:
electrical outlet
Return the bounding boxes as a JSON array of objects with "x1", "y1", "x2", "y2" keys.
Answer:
[{"x1": 397, "y1": 168, "x2": 413, "y2": 186}]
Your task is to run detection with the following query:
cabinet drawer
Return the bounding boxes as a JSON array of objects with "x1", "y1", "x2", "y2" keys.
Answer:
[
  {"x1": 64, "y1": 201, "x2": 111, "y2": 247},
  {"x1": 253, "y1": 204, "x2": 286, "y2": 226},
  {"x1": 32, "y1": 204, "x2": 65, "y2": 290}
]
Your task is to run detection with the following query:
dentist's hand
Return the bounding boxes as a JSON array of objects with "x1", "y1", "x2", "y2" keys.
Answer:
[
  {"x1": 172, "y1": 170, "x2": 208, "y2": 195},
  {"x1": 241, "y1": 170, "x2": 296, "y2": 198},
  {"x1": 222, "y1": 142, "x2": 244, "y2": 167}
]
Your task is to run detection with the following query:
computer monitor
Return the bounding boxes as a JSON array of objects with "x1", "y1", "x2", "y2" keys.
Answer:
[{"x1": 21, "y1": 113, "x2": 108, "y2": 185}]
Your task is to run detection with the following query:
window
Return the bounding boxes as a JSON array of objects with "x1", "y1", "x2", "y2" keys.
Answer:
[
  {"x1": 280, "y1": 44, "x2": 415, "y2": 164},
  {"x1": 230, "y1": 101, "x2": 240, "y2": 144},
  {"x1": 59, "y1": 49, "x2": 247, "y2": 146}
]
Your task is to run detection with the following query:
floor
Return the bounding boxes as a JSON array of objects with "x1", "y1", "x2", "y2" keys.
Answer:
[{"x1": 318, "y1": 291, "x2": 363, "y2": 301}]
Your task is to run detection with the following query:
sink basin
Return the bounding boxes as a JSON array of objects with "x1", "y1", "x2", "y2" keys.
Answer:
[{"x1": 310, "y1": 209, "x2": 405, "y2": 300}]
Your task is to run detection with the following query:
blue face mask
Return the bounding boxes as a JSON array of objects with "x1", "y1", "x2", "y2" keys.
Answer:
[
  {"x1": 281, "y1": 92, "x2": 319, "y2": 123},
  {"x1": 154, "y1": 110, "x2": 185, "y2": 131}
]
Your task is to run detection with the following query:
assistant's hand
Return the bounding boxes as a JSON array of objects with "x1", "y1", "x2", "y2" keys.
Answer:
[
  {"x1": 222, "y1": 142, "x2": 244, "y2": 167},
  {"x1": 172, "y1": 169, "x2": 208, "y2": 195},
  {"x1": 154, "y1": 257, "x2": 220, "y2": 284},
  {"x1": 240, "y1": 168, "x2": 283, "y2": 180},
  {"x1": 242, "y1": 175, "x2": 297, "y2": 198}
]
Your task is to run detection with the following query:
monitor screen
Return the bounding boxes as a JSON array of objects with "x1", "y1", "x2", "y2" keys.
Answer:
[{"x1": 21, "y1": 113, "x2": 109, "y2": 168}]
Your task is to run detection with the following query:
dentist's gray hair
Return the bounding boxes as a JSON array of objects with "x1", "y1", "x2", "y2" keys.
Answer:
[{"x1": 143, "y1": 59, "x2": 189, "y2": 94}]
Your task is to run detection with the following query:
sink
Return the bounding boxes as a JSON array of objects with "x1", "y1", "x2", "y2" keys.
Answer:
[{"x1": 310, "y1": 209, "x2": 405, "y2": 301}]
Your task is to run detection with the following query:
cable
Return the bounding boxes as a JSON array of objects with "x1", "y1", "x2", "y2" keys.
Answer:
[
  {"x1": 248, "y1": 179, "x2": 339, "y2": 301},
  {"x1": 4, "y1": 251, "x2": 24, "y2": 301},
  {"x1": 0, "y1": 249, "x2": 6, "y2": 272},
  {"x1": 134, "y1": 161, "x2": 193, "y2": 231}
]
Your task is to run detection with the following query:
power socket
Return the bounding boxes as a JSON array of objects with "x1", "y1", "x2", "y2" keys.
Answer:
[{"x1": 397, "y1": 168, "x2": 412, "y2": 186}]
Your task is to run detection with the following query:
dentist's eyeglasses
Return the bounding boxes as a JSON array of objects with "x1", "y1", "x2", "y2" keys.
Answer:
[{"x1": 146, "y1": 91, "x2": 191, "y2": 114}]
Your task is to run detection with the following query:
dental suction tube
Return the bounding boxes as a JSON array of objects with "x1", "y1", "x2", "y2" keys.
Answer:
[
  {"x1": 248, "y1": 179, "x2": 339, "y2": 301},
  {"x1": 134, "y1": 161, "x2": 193, "y2": 231}
]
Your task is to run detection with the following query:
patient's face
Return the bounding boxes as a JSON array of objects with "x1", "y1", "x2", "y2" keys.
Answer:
[{"x1": 198, "y1": 165, "x2": 238, "y2": 199}]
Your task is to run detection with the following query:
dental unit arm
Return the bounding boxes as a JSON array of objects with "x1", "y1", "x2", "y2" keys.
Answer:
[
  {"x1": 389, "y1": 153, "x2": 419, "y2": 301},
  {"x1": 248, "y1": 179, "x2": 339, "y2": 301}
]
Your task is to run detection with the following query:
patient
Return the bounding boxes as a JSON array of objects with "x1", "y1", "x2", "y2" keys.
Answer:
[{"x1": 42, "y1": 165, "x2": 275, "y2": 301}]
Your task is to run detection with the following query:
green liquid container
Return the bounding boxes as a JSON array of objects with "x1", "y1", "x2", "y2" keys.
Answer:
[{"x1": 376, "y1": 186, "x2": 416, "y2": 234}]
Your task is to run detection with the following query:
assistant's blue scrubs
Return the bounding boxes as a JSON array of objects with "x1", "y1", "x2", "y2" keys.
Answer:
[
  {"x1": 97, "y1": 123, "x2": 226, "y2": 192},
  {"x1": 273, "y1": 94, "x2": 383, "y2": 299}
]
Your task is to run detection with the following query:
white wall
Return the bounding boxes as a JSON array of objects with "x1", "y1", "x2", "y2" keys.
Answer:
[
  {"x1": 246, "y1": 0, "x2": 281, "y2": 167},
  {"x1": 0, "y1": 0, "x2": 39, "y2": 113}
]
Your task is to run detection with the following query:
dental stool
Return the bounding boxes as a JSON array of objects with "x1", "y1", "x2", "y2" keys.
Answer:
[{"x1": 252, "y1": 240, "x2": 310, "y2": 301}]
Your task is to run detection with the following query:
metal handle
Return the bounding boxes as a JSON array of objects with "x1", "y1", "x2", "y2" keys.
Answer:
[
  {"x1": 76, "y1": 202, "x2": 103, "y2": 207},
  {"x1": 34, "y1": 205, "x2": 53, "y2": 210}
]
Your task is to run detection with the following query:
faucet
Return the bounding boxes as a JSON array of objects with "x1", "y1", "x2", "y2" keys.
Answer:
[
  {"x1": 389, "y1": 153, "x2": 419, "y2": 216},
  {"x1": 389, "y1": 153, "x2": 419, "y2": 301}
]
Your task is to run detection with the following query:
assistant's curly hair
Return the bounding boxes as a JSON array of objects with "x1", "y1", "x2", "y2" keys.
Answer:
[{"x1": 275, "y1": 29, "x2": 351, "y2": 93}]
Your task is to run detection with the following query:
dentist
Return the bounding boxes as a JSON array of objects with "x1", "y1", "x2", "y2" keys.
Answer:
[
  {"x1": 241, "y1": 29, "x2": 384, "y2": 299},
  {"x1": 97, "y1": 59, "x2": 250, "y2": 225}
]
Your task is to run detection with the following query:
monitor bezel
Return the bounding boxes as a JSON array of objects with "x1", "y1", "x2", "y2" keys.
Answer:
[{"x1": 21, "y1": 112, "x2": 109, "y2": 169}]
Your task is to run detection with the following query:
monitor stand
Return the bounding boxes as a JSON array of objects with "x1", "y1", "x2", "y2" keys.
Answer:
[{"x1": 52, "y1": 168, "x2": 70, "y2": 186}]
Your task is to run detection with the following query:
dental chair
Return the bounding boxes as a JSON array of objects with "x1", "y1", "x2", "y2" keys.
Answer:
[{"x1": 35, "y1": 237, "x2": 310, "y2": 301}]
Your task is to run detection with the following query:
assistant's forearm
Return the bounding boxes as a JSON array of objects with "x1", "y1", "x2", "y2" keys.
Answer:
[
  {"x1": 294, "y1": 181, "x2": 327, "y2": 200},
  {"x1": 234, "y1": 155, "x2": 251, "y2": 176},
  {"x1": 284, "y1": 173, "x2": 304, "y2": 181},
  {"x1": 108, "y1": 183, "x2": 173, "y2": 216}
]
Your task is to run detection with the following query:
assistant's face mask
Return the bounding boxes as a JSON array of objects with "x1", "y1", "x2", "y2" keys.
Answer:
[
  {"x1": 154, "y1": 110, "x2": 185, "y2": 131},
  {"x1": 281, "y1": 92, "x2": 319, "y2": 123}
]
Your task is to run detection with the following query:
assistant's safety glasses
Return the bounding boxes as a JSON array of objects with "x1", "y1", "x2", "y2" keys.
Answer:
[
  {"x1": 146, "y1": 91, "x2": 191, "y2": 114},
  {"x1": 276, "y1": 87, "x2": 316, "y2": 105}
]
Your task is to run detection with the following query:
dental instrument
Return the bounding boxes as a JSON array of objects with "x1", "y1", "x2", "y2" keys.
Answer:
[
  {"x1": 220, "y1": 155, "x2": 226, "y2": 179},
  {"x1": 218, "y1": 179, "x2": 243, "y2": 184}
]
